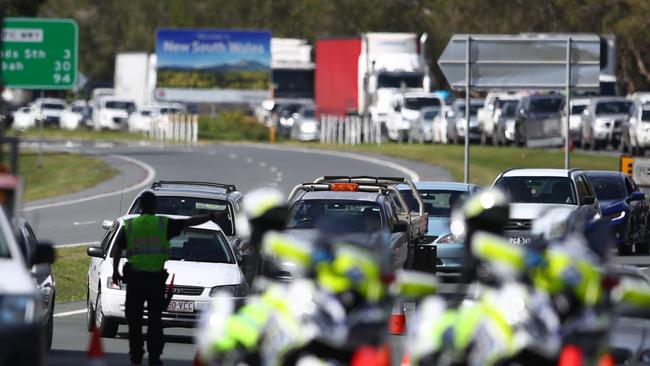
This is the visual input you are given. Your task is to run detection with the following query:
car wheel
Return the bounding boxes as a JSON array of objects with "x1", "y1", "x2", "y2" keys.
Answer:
[
  {"x1": 95, "y1": 291, "x2": 118, "y2": 338},
  {"x1": 86, "y1": 288, "x2": 96, "y2": 332}
]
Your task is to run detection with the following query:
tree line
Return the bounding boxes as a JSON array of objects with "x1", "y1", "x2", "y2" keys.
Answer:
[{"x1": 5, "y1": 0, "x2": 650, "y2": 93}]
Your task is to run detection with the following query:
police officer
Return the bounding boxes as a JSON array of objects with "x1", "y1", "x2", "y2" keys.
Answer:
[{"x1": 112, "y1": 191, "x2": 224, "y2": 365}]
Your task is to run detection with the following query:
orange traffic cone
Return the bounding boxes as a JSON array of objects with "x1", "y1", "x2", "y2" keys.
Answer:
[
  {"x1": 87, "y1": 326, "x2": 106, "y2": 366},
  {"x1": 389, "y1": 301, "x2": 407, "y2": 335},
  {"x1": 192, "y1": 350, "x2": 203, "y2": 366},
  {"x1": 401, "y1": 353, "x2": 411, "y2": 366}
]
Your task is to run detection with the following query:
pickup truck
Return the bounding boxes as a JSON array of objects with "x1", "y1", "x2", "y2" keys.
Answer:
[{"x1": 284, "y1": 176, "x2": 429, "y2": 270}]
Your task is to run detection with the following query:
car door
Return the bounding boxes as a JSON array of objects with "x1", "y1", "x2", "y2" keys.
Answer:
[
  {"x1": 625, "y1": 176, "x2": 645, "y2": 230},
  {"x1": 89, "y1": 222, "x2": 119, "y2": 302},
  {"x1": 575, "y1": 174, "x2": 599, "y2": 219},
  {"x1": 385, "y1": 196, "x2": 408, "y2": 269}
]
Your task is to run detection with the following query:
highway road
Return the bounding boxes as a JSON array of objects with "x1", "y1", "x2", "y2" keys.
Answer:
[{"x1": 37, "y1": 141, "x2": 446, "y2": 365}]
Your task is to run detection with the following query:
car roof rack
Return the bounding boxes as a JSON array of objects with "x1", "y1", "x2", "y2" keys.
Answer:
[{"x1": 150, "y1": 180, "x2": 237, "y2": 193}]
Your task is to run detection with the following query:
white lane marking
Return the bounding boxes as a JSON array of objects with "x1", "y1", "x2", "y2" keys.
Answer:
[
  {"x1": 53, "y1": 309, "x2": 86, "y2": 318},
  {"x1": 73, "y1": 221, "x2": 96, "y2": 226},
  {"x1": 228, "y1": 153, "x2": 238, "y2": 159},
  {"x1": 57, "y1": 241, "x2": 99, "y2": 248},
  {"x1": 209, "y1": 151, "x2": 217, "y2": 155},
  {"x1": 245, "y1": 157, "x2": 253, "y2": 163},
  {"x1": 22, "y1": 155, "x2": 156, "y2": 212},
  {"x1": 258, "y1": 162, "x2": 267, "y2": 167},
  {"x1": 225, "y1": 143, "x2": 421, "y2": 181},
  {"x1": 269, "y1": 166, "x2": 278, "y2": 173}
]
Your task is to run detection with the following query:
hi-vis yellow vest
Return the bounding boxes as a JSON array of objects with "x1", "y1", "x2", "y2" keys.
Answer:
[{"x1": 125, "y1": 215, "x2": 170, "y2": 272}]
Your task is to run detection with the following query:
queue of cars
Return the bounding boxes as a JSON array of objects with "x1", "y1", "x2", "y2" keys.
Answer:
[{"x1": 9, "y1": 97, "x2": 185, "y2": 133}]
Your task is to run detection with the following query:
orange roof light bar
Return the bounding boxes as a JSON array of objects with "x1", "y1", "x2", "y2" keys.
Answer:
[{"x1": 330, "y1": 183, "x2": 359, "y2": 192}]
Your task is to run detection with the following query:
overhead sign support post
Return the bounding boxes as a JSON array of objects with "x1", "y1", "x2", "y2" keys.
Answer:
[
  {"x1": 438, "y1": 34, "x2": 600, "y2": 181},
  {"x1": 464, "y1": 36, "x2": 471, "y2": 183},
  {"x1": 564, "y1": 37, "x2": 571, "y2": 169}
]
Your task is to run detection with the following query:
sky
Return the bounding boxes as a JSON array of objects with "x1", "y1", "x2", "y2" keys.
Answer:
[{"x1": 156, "y1": 29, "x2": 271, "y2": 69}]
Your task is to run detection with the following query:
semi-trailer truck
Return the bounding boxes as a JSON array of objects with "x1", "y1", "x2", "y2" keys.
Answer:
[{"x1": 315, "y1": 33, "x2": 431, "y2": 138}]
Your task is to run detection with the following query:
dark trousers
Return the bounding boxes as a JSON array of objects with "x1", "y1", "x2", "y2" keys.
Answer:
[{"x1": 125, "y1": 270, "x2": 166, "y2": 360}]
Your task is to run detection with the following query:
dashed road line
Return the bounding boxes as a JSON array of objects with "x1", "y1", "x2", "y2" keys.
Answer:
[
  {"x1": 53, "y1": 309, "x2": 86, "y2": 318},
  {"x1": 245, "y1": 157, "x2": 253, "y2": 163},
  {"x1": 228, "y1": 153, "x2": 238, "y2": 159}
]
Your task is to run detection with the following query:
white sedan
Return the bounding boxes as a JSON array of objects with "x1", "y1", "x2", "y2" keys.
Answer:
[
  {"x1": 86, "y1": 214, "x2": 248, "y2": 337},
  {"x1": 12, "y1": 107, "x2": 35, "y2": 130}
]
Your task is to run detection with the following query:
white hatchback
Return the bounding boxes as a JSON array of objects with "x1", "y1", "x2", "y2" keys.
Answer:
[{"x1": 86, "y1": 214, "x2": 248, "y2": 337}]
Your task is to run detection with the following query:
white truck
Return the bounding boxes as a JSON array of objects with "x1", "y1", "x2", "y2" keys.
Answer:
[
  {"x1": 315, "y1": 33, "x2": 431, "y2": 133},
  {"x1": 114, "y1": 52, "x2": 156, "y2": 108}
]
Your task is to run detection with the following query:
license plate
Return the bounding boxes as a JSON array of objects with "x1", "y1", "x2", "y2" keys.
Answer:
[
  {"x1": 509, "y1": 237, "x2": 531, "y2": 245},
  {"x1": 166, "y1": 300, "x2": 194, "y2": 313}
]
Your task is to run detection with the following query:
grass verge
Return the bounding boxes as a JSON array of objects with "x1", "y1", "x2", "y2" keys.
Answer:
[
  {"x1": 53, "y1": 246, "x2": 90, "y2": 303},
  {"x1": 9, "y1": 127, "x2": 142, "y2": 141},
  {"x1": 294, "y1": 143, "x2": 619, "y2": 186},
  {"x1": 21, "y1": 152, "x2": 117, "y2": 202}
]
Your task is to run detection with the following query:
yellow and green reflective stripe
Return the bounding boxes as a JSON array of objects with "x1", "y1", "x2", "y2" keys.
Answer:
[
  {"x1": 472, "y1": 233, "x2": 524, "y2": 271},
  {"x1": 454, "y1": 304, "x2": 484, "y2": 350},
  {"x1": 316, "y1": 263, "x2": 352, "y2": 294},
  {"x1": 263, "y1": 232, "x2": 311, "y2": 267},
  {"x1": 615, "y1": 279, "x2": 650, "y2": 307},
  {"x1": 430, "y1": 310, "x2": 458, "y2": 351}
]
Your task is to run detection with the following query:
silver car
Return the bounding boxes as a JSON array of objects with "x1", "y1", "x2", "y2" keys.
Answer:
[
  {"x1": 441, "y1": 99, "x2": 483, "y2": 144},
  {"x1": 580, "y1": 97, "x2": 632, "y2": 150},
  {"x1": 408, "y1": 106, "x2": 440, "y2": 143},
  {"x1": 396, "y1": 181, "x2": 480, "y2": 274},
  {"x1": 290, "y1": 105, "x2": 319, "y2": 142}
]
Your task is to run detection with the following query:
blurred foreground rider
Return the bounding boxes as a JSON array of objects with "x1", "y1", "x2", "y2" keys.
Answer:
[{"x1": 112, "y1": 191, "x2": 224, "y2": 365}]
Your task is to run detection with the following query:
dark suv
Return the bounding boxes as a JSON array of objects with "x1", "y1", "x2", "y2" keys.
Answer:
[{"x1": 514, "y1": 95, "x2": 565, "y2": 147}]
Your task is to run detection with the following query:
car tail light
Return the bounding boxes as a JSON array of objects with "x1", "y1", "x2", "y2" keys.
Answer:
[{"x1": 330, "y1": 183, "x2": 359, "y2": 192}]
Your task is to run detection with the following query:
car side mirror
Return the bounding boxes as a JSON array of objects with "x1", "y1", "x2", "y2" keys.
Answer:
[
  {"x1": 102, "y1": 219, "x2": 113, "y2": 230},
  {"x1": 31, "y1": 243, "x2": 55, "y2": 266},
  {"x1": 581, "y1": 196, "x2": 596, "y2": 205},
  {"x1": 628, "y1": 191, "x2": 645, "y2": 202},
  {"x1": 87, "y1": 246, "x2": 105, "y2": 258},
  {"x1": 392, "y1": 221, "x2": 408, "y2": 233}
]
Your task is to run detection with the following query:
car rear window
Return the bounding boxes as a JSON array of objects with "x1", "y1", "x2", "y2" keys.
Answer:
[
  {"x1": 395, "y1": 190, "x2": 470, "y2": 217},
  {"x1": 287, "y1": 200, "x2": 382, "y2": 232},
  {"x1": 494, "y1": 176, "x2": 576, "y2": 205},
  {"x1": 587, "y1": 175, "x2": 626, "y2": 201},
  {"x1": 169, "y1": 229, "x2": 233, "y2": 264},
  {"x1": 129, "y1": 196, "x2": 234, "y2": 235}
]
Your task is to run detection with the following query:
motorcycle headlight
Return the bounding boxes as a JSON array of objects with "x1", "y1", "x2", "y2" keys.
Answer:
[
  {"x1": 0, "y1": 295, "x2": 38, "y2": 325},
  {"x1": 434, "y1": 233, "x2": 462, "y2": 245},
  {"x1": 209, "y1": 283, "x2": 248, "y2": 297}
]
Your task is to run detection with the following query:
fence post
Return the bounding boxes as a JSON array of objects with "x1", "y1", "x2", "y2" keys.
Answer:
[{"x1": 192, "y1": 115, "x2": 198, "y2": 145}]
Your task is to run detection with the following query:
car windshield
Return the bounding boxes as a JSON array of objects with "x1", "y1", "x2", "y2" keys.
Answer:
[
  {"x1": 595, "y1": 101, "x2": 630, "y2": 115},
  {"x1": 129, "y1": 197, "x2": 234, "y2": 236},
  {"x1": 140, "y1": 110, "x2": 152, "y2": 116},
  {"x1": 396, "y1": 189, "x2": 470, "y2": 217},
  {"x1": 587, "y1": 175, "x2": 627, "y2": 201},
  {"x1": 71, "y1": 106, "x2": 85, "y2": 113},
  {"x1": 502, "y1": 102, "x2": 518, "y2": 118},
  {"x1": 302, "y1": 109, "x2": 315, "y2": 118},
  {"x1": 422, "y1": 109, "x2": 440, "y2": 120},
  {"x1": 105, "y1": 101, "x2": 135, "y2": 112},
  {"x1": 529, "y1": 98, "x2": 563, "y2": 113},
  {"x1": 456, "y1": 104, "x2": 482, "y2": 117},
  {"x1": 287, "y1": 200, "x2": 382, "y2": 232},
  {"x1": 169, "y1": 229, "x2": 234, "y2": 263},
  {"x1": 571, "y1": 104, "x2": 587, "y2": 115},
  {"x1": 404, "y1": 97, "x2": 441, "y2": 110},
  {"x1": 159, "y1": 107, "x2": 181, "y2": 114},
  {"x1": 377, "y1": 72, "x2": 423, "y2": 88},
  {"x1": 0, "y1": 226, "x2": 8, "y2": 258},
  {"x1": 643, "y1": 110, "x2": 650, "y2": 122},
  {"x1": 494, "y1": 176, "x2": 577, "y2": 205},
  {"x1": 43, "y1": 103, "x2": 65, "y2": 110}
]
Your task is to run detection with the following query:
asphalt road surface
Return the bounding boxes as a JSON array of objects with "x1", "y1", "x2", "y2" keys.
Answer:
[{"x1": 34, "y1": 141, "x2": 433, "y2": 365}]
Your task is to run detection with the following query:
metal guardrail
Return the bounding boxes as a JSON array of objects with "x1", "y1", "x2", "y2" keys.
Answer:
[
  {"x1": 319, "y1": 115, "x2": 381, "y2": 145},
  {"x1": 147, "y1": 113, "x2": 198, "y2": 145}
]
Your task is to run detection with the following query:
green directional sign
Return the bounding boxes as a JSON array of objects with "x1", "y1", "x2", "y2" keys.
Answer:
[{"x1": 1, "y1": 18, "x2": 78, "y2": 89}]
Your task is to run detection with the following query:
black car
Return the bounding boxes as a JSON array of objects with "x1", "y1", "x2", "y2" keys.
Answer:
[
  {"x1": 514, "y1": 95, "x2": 564, "y2": 147},
  {"x1": 585, "y1": 171, "x2": 650, "y2": 255}
]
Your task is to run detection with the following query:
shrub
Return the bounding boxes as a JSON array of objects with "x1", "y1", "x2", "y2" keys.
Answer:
[{"x1": 199, "y1": 112, "x2": 269, "y2": 141}]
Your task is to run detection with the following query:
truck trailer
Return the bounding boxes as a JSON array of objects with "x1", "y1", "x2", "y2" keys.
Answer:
[{"x1": 315, "y1": 33, "x2": 431, "y2": 137}]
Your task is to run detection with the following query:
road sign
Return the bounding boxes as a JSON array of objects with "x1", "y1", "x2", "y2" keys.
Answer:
[
  {"x1": 437, "y1": 33, "x2": 601, "y2": 181},
  {"x1": 1, "y1": 18, "x2": 78, "y2": 89},
  {"x1": 438, "y1": 34, "x2": 601, "y2": 90}
]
